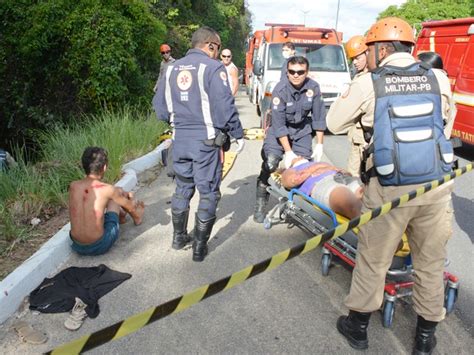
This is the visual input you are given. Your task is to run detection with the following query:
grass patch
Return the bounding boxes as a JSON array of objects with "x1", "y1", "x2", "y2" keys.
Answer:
[{"x1": 0, "y1": 107, "x2": 167, "y2": 257}]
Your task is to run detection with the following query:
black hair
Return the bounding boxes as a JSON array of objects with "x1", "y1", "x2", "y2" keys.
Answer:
[
  {"x1": 283, "y1": 41, "x2": 295, "y2": 50},
  {"x1": 287, "y1": 55, "x2": 309, "y2": 69},
  {"x1": 81, "y1": 147, "x2": 108, "y2": 175},
  {"x1": 417, "y1": 51, "x2": 444, "y2": 70},
  {"x1": 191, "y1": 26, "x2": 220, "y2": 48}
]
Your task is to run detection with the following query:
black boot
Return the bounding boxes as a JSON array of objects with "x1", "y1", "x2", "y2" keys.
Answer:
[
  {"x1": 192, "y1": 215, "x2": 216, "y2": 262},
  {"x1": 413, "y1": 316, "x2": 438, "y2": 355},
  {"x1": 337, "y1": 310, "x2": 371, "y2": 350},
  {"x1": 171, "y1": 209, "x2": 192, "y2": 250},
  {"x1": 253, "y1": 181, "x2": 269, "y2": 223}
]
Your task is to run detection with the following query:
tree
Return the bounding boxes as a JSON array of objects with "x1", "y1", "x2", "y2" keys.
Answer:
[
  {"x1": 0, "y1": 0, "x2": 166, "y2": 148},
  {"x1": 378, "y1": 0, "x2": 473, "y2": 31}
]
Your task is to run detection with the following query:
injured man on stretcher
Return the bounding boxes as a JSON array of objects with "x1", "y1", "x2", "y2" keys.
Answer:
[{"x1": 280, "y1": 157, "x2": 364, "y2": 219}]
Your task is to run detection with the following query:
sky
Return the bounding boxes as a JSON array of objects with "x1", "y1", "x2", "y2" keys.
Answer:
[{"x1": 247, "y1": 0, "x2": 407, "y2": 41}]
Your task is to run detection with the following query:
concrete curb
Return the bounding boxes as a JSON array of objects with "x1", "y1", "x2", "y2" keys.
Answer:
[{"x1": 0, "y1": 140, "x2": 171, "y2": 324}]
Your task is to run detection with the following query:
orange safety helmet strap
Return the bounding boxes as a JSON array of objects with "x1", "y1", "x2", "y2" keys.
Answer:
[
  {"x1": 365, "y1": 17, "x2": 415, "y2": 45},
  {"x1": 345, "y1": 35, "x2": 368, "y2": 58},
  {"x1": 160, "y1": 44, "x2": 171, "y2": 52}
]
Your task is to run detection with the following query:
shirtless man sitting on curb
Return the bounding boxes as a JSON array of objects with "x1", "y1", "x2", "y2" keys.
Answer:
[
  {"x1": 281, "y1": 157, "x2": 363, "y2": 219},
  {"x1": 68, "y1": 146, "x2": 145, "y2": 255}
]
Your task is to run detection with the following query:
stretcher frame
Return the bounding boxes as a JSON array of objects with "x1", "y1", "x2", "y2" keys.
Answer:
[{"x1": 264, "y1": 173, "x2": 459, "y2": 327}]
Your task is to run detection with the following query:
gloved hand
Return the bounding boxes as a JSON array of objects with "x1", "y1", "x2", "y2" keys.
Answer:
[
  {"x1": 312, "y1": 143, "x2": 324, "y2": 162},
  {"x1": 283, "y1": 150, "x2": 298, "y2": 169},
  {"x1": 235, "y1": 138, "x2": 245, "y2": 154}
]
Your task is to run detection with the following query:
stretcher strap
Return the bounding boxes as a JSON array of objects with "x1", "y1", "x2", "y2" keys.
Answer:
[{"x1": 288, "y1": 188, "x2": 338, "y2": 227}]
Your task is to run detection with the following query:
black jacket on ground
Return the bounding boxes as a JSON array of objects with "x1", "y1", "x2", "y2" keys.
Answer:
[{"x1": 29, "y1": 264, "x2": 131, "y2": 318}]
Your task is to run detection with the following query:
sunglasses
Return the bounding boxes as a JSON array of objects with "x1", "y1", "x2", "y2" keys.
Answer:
[
  {"x1": 161, "y1": 51, "x2": 171, "y2": 55},
  {"x1": 221, "y1": 55, "x2": 231, "y2": 58},
  {"x1": 288, "y1": 69, "x2": 307, "y2": 76},
  {"x1": 207, "y1": 42, "x2": 221, "y2": 51}
]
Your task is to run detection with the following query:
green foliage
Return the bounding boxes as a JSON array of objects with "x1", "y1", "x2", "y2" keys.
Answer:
[
  {"x1": 0, "y1": 0, "x2": 166, "y2": 148},
  {"x1": 0, "y1": 108, "x2": 167, "y2": 255},
  {"x1": 378, "y1": 0, "x2": 473, "y2": 31},
  {"x1": 0, "y1": 0, "x2": 252, "y2": 151},
  {"x1": 151, "y1": 0, "x2": 252, "y2": 67}
]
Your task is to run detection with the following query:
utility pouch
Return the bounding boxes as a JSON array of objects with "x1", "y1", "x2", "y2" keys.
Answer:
[{"x1": 204, "y1": 130, "x2": 229, "y2": 149}]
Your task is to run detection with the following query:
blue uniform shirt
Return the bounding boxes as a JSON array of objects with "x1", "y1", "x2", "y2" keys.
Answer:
[
  {"x1": 270, "y1": 78, "x2": 326, "y2": 140},
  {"x1": 153, "y1": 49, "x2": 243, "y2": 141}
]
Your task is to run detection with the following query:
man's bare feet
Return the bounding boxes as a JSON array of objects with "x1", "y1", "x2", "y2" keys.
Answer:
[
  {"x1": 131, "y1": 201, "x2": 145, "y2": 226},
  {"x1": 119, "y1": 209, "x2": 127, "y2": 224}
]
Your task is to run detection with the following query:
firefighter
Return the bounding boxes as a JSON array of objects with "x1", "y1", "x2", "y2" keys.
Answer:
[
  {"x1": 153, "y1": 44, "x2": 176, "y2": 92},
  {"x1": 153, "y1": 27, "x2": 245, "y2": 262},
  {"x1": 327, "y1": 17, "x2": 455, "y2": 354},
  {"x1": 254, "y1": 56, "x2": 326, "y2": 223},
  {"x1": 341, "y1": 35, "x2": 369, "y2": 176}
]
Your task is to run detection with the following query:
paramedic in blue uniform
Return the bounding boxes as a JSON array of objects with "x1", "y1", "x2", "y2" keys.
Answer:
[
  {"x1": 327, "y1": 17, "x2": 456, "y2": 354},
  {"x1": 253, "y1": 56, "x2": 326, "y2": 223},
  {"x1": 153, "y1": 27, "x2": 245, "y2": 262}
]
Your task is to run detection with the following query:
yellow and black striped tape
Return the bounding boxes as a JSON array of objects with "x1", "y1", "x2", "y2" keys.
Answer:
[{"x1": 47, "y1": 163, "x2": 472, "y2": 354}]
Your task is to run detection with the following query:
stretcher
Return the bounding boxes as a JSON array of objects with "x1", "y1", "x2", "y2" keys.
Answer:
[{"x1": 264, "y1": 173, "x2": 459, "y2": 327}]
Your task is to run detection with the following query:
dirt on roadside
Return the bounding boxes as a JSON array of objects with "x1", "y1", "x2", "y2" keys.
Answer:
[{"x1": 0, "y1": 208, "x2": 70, "y2": 280}]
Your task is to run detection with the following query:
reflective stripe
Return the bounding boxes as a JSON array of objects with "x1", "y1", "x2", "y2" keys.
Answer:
[
  {"x1": 198, "y1": 64, "x2": 215, "y2": 139},
  {"x1": 429, "y1": 30, "x2": 436, "y2": 52},
  {"x1": 376, "y1": 164, "x2": 394, "y2": 176},
  {"x1": 442, "y1": 153, "x2": 454, "y2": 163},
  {"x1": 395, "y1": 129, "x2": 432, "y2": 142},
  {"x1": 392, "y1": 102, "x2": 433, "y2": 117},
  {"x1": 165, "y1": 65, "x2": 174, "y2": 124},
  {"x1": 453, "y1": 92, "x2": 474, "y2": 107}
]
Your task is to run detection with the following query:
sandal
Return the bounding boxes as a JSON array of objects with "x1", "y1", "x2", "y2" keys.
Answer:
[
  {"x1": 13, "y1": 320, "x2": 48, "y2": 344},
  {"x1": 64, "y1": 297, "x2": 87, "y2": 331}
]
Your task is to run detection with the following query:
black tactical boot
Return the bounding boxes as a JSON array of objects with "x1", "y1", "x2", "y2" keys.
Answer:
[
  {"x1": 192, "y1": 215, "x2": 216, "y2": 262},
  {"x1": 337, "y1": 310, "x2": 371, "y2": 350},
  {"x1": 253, "y1": 181, "x2": 269, "y2": 223},
  {"x1": 171, "y1": 209, "x2": 192, "y2": 250},
  {"x1": 412, "y1": 315, "x2": 438, "y2": 355}
]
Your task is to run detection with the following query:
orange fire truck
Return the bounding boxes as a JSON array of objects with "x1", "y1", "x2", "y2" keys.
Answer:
[
  {"x1": 245, "y1": 30, "x2": 264, "y2": 99},
  {"x1": 414, "y1": 18, "x2": 474, "y2": 145}
]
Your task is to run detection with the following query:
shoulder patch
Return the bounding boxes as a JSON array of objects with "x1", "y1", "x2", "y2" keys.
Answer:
[
  {"x1": 220, "y1": 71, "x2": 227, "y2": 81},
  {"x1": 306, "y1": 89, "x2": 314, "y2": 98},
  {"x1": 272, "y1": 97, "x2": 280, "y2": 105},
  {"x1": 177, "y1": 70, "x2": 192, "y2": 91}
]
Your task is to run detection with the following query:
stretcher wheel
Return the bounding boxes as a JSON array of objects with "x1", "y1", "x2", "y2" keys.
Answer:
[
  {"x1": 321, "y1": 253, "x2": 332, "y2": 276},
  {"x1": 263, "y1": 217, "x2": 272, "y2": 230},
  {"x1": 444, "y1": 287, "x2": 458, "y2": 314},
  {"x1": 382, "y1": 300, "x2": 395, "y2": 328}
]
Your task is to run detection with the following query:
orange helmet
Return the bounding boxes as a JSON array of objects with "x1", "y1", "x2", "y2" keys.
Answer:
[
  {"x1": 345, "y1": 35, "x2": 368, "y2": 59},
  {"x1": 160, "y1": 44, "x2": 171, "y2": 53},
  {"x1": 365, "y1": 17, "x2": 415, "y2": 45}
]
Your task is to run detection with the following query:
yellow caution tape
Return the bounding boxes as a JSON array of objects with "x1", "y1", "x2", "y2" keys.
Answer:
[
  {"x1": 47, "y1": 163, "x2": 472, "y2": 354},
  {"x1": 244, "y1": 127, "x2": 265, "y2": 140},
  {"x1": 222, "y1": 151, "x2": 237, "y2": 179}
]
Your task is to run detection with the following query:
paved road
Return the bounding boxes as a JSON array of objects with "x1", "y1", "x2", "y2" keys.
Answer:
[{"x1": 1, "y1": 90, "x2": 473, "y2": 354}]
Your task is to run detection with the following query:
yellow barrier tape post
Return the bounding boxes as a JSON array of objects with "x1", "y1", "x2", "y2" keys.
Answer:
[{"x1": 47, "y1": 163, "x2": 473, "y2": 354}]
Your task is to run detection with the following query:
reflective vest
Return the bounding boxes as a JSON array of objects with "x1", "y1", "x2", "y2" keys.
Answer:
[{"x1": 370, "y1": 62, "x2": 454, "y2": 186}]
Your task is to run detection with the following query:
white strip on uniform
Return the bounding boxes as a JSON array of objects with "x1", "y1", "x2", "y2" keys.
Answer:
[
  {"x1": 165, "y1": 65, "x2": 175, "y2": 124},
  {"x1": 198, "y1": 64, "x2": 215, "y2": 139}
]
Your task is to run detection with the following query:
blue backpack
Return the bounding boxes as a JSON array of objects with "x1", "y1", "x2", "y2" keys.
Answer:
[{"x1": 368, "y1": 62, "x2": 454, "y2": 186}]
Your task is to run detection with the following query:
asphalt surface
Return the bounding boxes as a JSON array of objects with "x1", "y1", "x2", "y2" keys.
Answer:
[{"x1": 1, "y1": 89, "x2": 473, "y2": 354}]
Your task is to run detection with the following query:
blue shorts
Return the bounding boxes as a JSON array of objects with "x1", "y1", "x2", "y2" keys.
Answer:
[{"x1": 70, "y1": 211, "x2": 120, "y2": 256}]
